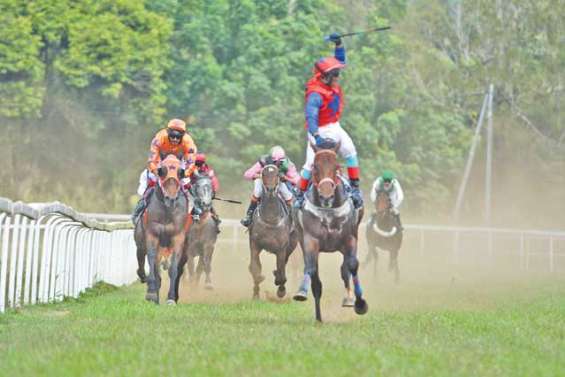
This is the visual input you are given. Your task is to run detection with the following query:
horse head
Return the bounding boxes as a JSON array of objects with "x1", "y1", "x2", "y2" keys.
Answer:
[
  {"x1": 158, "y1": 155, "x2": 184, "y2": 206},
  {"x1": 312, "y1": 141, "x2": 341, "y2": 208},
  {"x1": 192, "y1": 173, "x2": 213, "y2": 211},
  {"x1": 375, "y1": 191, "x2": 391, "y2": 214},
  {"x1": 261, "y1": 164, "x2": 280, "y2": 196}
]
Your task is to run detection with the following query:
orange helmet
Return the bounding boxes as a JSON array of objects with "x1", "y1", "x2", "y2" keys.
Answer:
[{"x1": 167, "y1": 119, "x2": 186, "y2": 133}]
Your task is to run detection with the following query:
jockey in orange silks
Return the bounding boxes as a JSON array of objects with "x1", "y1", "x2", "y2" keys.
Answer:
[
  {"x1": 185, "y1": 153, "x2": 222, "y2": 227},
  {"x1": 240, "y1": 146, "x2": 300, "y2": 227},
  {"x1": 295, "y1": 33, "x2": 363, "y2": 209},
  {"x1": 132, "y1": 119, "x2": 197, "y2": 222}
]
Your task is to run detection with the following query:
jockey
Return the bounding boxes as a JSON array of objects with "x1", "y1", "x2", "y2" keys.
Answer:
[
  {"x1": 240, "y1": 145, "x2": 299, "y2": 227},
  {"x1": 371, "y1": 170, "x2": 404, "y2": 226},
  {"x1": 295, "y1": 32, "x2": 363, "y2": 209},
  {"x1": 132, "y1": 118, "x2": 197, "y2": 222},
  {"x1": 185, "y1": 153, "x2": 222, "y2": 227}
]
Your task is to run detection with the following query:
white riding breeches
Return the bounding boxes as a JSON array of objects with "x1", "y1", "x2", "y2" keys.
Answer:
[
  {"x1": 137, "y1": 169, "x2": 156, "y2": 196},
  {"x1": 302, "y1": 122, "x2": 357, "y2": 172},
  {"x1": 253, "y1": 179, "x2": 294, "y2": 202}
]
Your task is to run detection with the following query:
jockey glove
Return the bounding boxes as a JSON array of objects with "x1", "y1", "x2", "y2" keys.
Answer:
[{"x1": 328, "y1": 32, "x2": 342, "y2": 46}]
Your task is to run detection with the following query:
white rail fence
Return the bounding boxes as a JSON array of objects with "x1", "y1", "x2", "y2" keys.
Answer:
[
  {"x1": 92, "y1": 215, "x2": 565, "y2": 273},
  {"x1": 0, "y1": 198, "x2": 136, "y2": 313}
]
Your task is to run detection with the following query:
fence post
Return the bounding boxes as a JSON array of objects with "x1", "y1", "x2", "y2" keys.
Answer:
[
  {"x1": 549, "y1": 237, "x2": 554, "y2": 273},
  {"x1": 419, "y1": 229, "x2": 425, "y2": 257},
  {"x1": 452, "y1": 231, "x2": 460, "y2": 264},
  {"x1": 0, "y1": 214, "x2": 10, "y2": 313},
  {"x1": 519, "y1": 233, "x2": 525, "y2": 271}
]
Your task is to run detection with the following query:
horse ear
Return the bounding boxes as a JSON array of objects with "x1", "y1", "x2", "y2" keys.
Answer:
[
  {"x1": 310, "y1": 141, "x2": 318, "y2": 153},
  {"x1": 333, "y1": 141, "x2": 341, "y2": 153}
]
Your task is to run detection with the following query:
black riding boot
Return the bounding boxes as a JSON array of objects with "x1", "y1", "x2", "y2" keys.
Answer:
[
  {"x1": 131, "y1": 187, "x2": 154, "y2": 223},
  {"x1": 241, "y1": 200, "x2": 258, "y2": 227},
  {"x1": 350, "y1": 178, "x2": 364, "y2": 209}
]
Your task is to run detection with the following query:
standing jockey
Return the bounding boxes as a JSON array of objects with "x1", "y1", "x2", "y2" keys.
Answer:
[
  {"x1": 185, "y1": 153, "x2": 222, "y2": 228},
  {"x1": 132, "y1": 118, "x2": 197, "y2": 222},
  {"x1": 240, "y1": 146, "x2": 300, "y2": 227},
  {"x1": 370, "y1": 170, "x2": 404, "y2": 228},
  {"x1": 295, "y1": 32, "x2": 363, "y2": 209}
]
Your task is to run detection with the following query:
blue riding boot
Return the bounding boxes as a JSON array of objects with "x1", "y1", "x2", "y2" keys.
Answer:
[
  {"x1": 294, "y1": 190, "x2": 306, "y2": 209},
  {"x1": 350, "y1": 179, "x2": 364, "y2": 209}
]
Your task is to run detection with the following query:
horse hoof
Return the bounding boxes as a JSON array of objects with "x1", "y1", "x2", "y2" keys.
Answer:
[
  {"x1": 166, "y1": 299, "x2": 176, "y2": 306},
  {"x1": 137, "y1": 269, "x2": 147, "y2": 283},
  {"x1": 145, "y1": 292, "x2": 159, "y2": 304},
  {"x1": 293, "y1": 290, "x2": 308, "y2": 302},
  {"x1": 354, "y1": 298, "x2": 369, "y2": 315},
  {"x1": 342, "y1": 297, "x2": 355, "y2": 307},
  {"x1": 277, "y1": 286, "x2": 286, "y2": 298},
  {"x1": 204, "y1": 284, "x2": 214, "y2": 291}
]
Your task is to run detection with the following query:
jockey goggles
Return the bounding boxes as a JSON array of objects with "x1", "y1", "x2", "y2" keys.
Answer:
[
  {"x1": 167, "y1": 129, "x2": 184, "y2": 140},
  {"x1": 323, "y1": 68, "x2": 340, "y2": 79}
]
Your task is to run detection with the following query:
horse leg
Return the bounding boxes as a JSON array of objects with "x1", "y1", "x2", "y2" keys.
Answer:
[
  {"x1": 195, "y1": 255, "x2": 205, "y2": 286},
  {"x1": 186, "y1": 254, "x2": 196, "y2": 285},
  {"x1": 306, "y1": 249, "x2": 323, "y2": 322},
  {"x1": 136, "y1": 246, "x2": 147, "y2": 283},
  {"x1": 203, "y1": 244, "x2": 214, "y2": 290},
  {"x1": 372, "y1": 247, "x2": 379, "y2": 279},
  {"x1": 248, "y1": 240, "x2": 264, "y2": 299},
  {"x1": 167, "y1": 234, "x2": 187, "y2": 304},
  {"x1": 274, "y1": 250, "x2": 287, "y2": 298},
  {"x1": 145, "y1": 244, "x2": 159, "y2": 304},
  {"x1": 293, "y1": 242, "x2": 310, "y2": 301},
  {"x1": 340, "y1": 257, "x2": 354, "y2": 307},
  {"x1": 345, "y1": 237, "x2": 368, "y2": 315},
  {"x1": 390, "y1": 249, "x2": 400, "y2": 284}
]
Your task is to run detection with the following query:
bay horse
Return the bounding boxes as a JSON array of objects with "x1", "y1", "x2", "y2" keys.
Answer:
[
  {"x1": 134, "y1": 155, "x2": 191, "y2": 305},
  {"x1": 185, "y1": 173, "x2": 219, "y2": 290},
  {"x1": 248, "y1": 164, "x2": 298, "y2": 299},
  {"x1": 293, "y1": 142, "x2": 367, "y2": 322},
  {"x1": 365, "y1": 191, "x2": 403, "y2": 283}
]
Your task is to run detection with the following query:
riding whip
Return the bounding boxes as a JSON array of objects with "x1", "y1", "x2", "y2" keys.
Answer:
[
  {"x1": 324, "y1": 26, "x2": 391, "y2": 42},
  {"x1": 213, "y1": 197, "x2": 242, "y2": 205}
]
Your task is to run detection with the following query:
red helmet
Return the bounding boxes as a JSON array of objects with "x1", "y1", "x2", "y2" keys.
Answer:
[
  {"x1": 195, "y1": 153, "x2": 206, "y2": 166},
  {"x1": 314, "y1": 57, "x2": 346, "y2": 75}
]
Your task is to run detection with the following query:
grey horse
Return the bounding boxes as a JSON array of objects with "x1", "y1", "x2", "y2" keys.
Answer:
[
  {"x1": 248, "y1": 164, "x2": 298, "y2": 299},
  {"x1": 134, "y1": 155, "x2": 190, "y2": 305},
  {"x1": 293, "y1": 144, "x2": 367, "y2": 322},
  {"x1": 185, "y1": 173, "x2": 219, "y2": 290}
]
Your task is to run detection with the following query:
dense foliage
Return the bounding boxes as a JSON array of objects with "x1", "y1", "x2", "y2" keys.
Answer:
[{"x1": 1, "y1": 0, "x2": 563, "y2": 223}]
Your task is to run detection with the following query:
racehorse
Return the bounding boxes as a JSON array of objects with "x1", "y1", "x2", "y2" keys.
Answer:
[
  {"x1": 185, "y1": 173, "x2": 219, "y2": 290},
  {"x1": 248, "y1": 164, "x2": 298, "y2": 299},
  {"x1": 134, "y1": 155, "x2": 191, "y2": 305},
  {"x1": 293, "y1": 142, "x2": 367, "y2": 322},
  {"x1": 365, "y1": 191, "x2": 403, "y2": 283}
]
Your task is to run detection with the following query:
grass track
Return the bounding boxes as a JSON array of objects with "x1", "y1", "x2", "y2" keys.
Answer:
[{"x1": 1, "y1": 280, "x2": 564, "y2": 377}]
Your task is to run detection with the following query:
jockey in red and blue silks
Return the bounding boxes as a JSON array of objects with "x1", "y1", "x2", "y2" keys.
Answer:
[{"x1": 295, "y1": 33, "x2": 363, "y2": 209}]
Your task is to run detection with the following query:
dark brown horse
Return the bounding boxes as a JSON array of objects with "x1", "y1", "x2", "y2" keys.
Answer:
[
  {"x1": 293, "y1": 143, "x2": 367, "y2": 322},
  {"x1": 365, "y1": 191, "x2": 403, "y2": 282},
  {"x1": 248, "y1": 164, "x2": 297, "y2": 299},
  {"x1": 185, "y1": 173, "x2": 219, "y2": 290},
  {"x1": 134, "y1": 155, "x2": 191, "y2": 305}
]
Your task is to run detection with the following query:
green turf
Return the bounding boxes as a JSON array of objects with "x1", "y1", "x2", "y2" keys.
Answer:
[{"x1": 1, "y1": 281, "x2": 564, "y2": 377}]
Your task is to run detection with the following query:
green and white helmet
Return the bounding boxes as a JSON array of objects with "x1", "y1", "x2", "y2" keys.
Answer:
[{"x1": 381, "y1": 170, "x2": 395, "y2": 182}]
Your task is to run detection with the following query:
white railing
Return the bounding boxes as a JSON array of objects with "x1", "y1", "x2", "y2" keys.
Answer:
[
  {"x1": 87, "y1": 214, "x2": 565, "y2": 273},
  {"x1": 0, "y1": 198, "x2": 136, "y2": 313}
]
